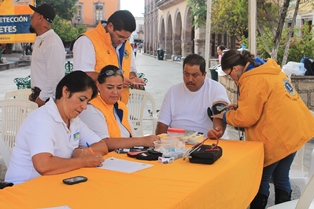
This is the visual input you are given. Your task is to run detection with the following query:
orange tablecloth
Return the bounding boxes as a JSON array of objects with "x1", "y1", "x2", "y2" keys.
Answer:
[{"x1": 0, "y1": 140, "x2": 263, "y2": 209}]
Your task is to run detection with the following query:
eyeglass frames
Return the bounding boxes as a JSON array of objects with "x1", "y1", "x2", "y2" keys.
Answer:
[
  {"x1": 99, "y1": 69, "x2": 124, "y2": 78},
  {"x1": 227, "y1": 67, "x2": 234, "y2": 77},
  {"x1": 114, "y1": 30, "x2": 129, "y2": 41}
]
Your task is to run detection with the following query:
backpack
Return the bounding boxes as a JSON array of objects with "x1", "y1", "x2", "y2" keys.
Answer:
[{"x1": 302, "y1": 57, "x2": 314, "y2": 75}]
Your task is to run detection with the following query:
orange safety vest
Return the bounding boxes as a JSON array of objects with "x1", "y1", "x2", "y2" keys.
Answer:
[
  {"x1": 89, "y1": 95, "x2": 132, "y2": 138},
  {"x1": 84, "y1": 23, "x2": 132, "y2": 104}
]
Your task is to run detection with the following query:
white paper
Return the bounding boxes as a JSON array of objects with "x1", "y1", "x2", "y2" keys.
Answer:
[{"x1": 99, "y1": 157, "x2": 153, "y2": 173}]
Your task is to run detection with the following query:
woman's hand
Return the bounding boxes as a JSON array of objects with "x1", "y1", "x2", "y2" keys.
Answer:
[
  {"x1": 141, "y1": 135, "x2": 160, "y2": 147},
  {"x1": 72, "y1": 147, "x2": 93, "y2": 158},
  {"x1": 207, "y1": 126, "x2": 224, "y2": 139},
  {"x1": 82, "y1": 154, "x2": 104, "y2": 167},
  {"x1": 227, "y1": 104, "x2": 238, "y2": 110}
]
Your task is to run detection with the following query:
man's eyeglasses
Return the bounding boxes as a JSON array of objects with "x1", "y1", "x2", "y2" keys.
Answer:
[
  {"x1": 99, "y1": 69, "x2": 124, "y2": 78},
  {"x1": 114, "y1": 30, "x2": 129, "y2": 41}
]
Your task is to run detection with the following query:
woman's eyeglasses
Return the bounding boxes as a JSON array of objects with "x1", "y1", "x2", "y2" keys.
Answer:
[
  {"x1": 227, "y1": 68, "x2": 233, "y2": 76},
  {"x1": 99, "y1": 69, "x2": 124, "y2": 77}
]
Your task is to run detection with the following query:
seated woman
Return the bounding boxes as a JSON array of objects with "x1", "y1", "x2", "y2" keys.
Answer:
[
  {"x1": 79, "y1": 65, "x2": 159, "y2": 151},
  {"x1": 5, "y1": 71, "x2": 108, "y2": 184}
]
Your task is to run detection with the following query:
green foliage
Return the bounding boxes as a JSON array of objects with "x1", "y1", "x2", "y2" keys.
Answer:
[
  {"x1": 35, "y1": 0, "x2": 77, "y2": 20},
  {"x1": 51, "y1": 15, "x2": 87, "y2": 43},
  {"x1": 244, "y1": 23, "x2": 314, "y2": 64},
  {"x1": 187, "y1": 0, "x2": 281, "y2": 39},
  {"x1": 211, "y1": 0, "x2": 248, "y2": 37},
  {"x1": 186, "y1": 0, "x2": 207, "y2": 28}
]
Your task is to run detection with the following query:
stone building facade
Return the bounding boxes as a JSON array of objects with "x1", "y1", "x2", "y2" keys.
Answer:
[
  {"x1": 144, "y1": 0, "x2": 206, "y2": 59},
  {"x1": 144, "y1": 0, "x2": 237, "y2": 60},
  {"x1": 72, "y1": 0, "x2": 119, "y2": 28}
]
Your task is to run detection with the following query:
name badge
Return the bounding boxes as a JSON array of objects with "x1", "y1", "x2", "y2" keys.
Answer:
[{"x1": 73, "y1": 132, "x2": 80, "y2": 141}]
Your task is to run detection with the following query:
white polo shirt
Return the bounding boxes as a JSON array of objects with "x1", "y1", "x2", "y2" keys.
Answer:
[
  {"x1": 158, "y1": 78, "x2": 230, "y2": 138},
  {"x1": 5, "y1": 99, "x2": 101, "y2": 184},
  {"x1": 73, "y1": 36, "x2": 137, "y2": 73},
  {"x1": 30, "y1": 29, "x2": 65, "y2": 101}
]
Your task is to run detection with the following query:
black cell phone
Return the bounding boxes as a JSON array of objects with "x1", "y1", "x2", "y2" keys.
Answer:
[{"x1": 62, "y1": 176, "x2": 88, "y2": 185}]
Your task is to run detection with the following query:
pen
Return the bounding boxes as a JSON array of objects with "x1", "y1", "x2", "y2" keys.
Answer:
[{"x1": 85, "y1": 142, "x2": 95, "y2": 155}]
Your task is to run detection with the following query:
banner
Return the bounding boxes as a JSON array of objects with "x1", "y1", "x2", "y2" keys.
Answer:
[{"x1": 0, "y1": 0, "x2": 35, "y2": 43}]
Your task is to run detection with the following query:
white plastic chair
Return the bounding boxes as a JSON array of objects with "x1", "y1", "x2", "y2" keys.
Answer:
[
  {"x1": 289, "y1": 146, "x2": 314, "y2": 194},
  {"x1": 127, "y1": 89, "x2": 158, "y2": 136},
  {"x1": 4, "y1": 89, "x2": 32, "y2": 100},
  {"x1": 0, "y1": 99, "x2": 38, "y2": 167},
  {"x1": 267, "y1": 174, "x2": 314, "y2": 209}
]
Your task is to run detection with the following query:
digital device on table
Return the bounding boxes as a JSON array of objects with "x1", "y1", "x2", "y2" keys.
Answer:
[
  {"x1": 185, "y1": 130, "x2": 204, "y2": 144},
  {"x1": 115, "y1": 146, "x2": 151, "y2": 154},
  {"x1": 62, "y1": 176, "x2": 88, "y2": 185}
]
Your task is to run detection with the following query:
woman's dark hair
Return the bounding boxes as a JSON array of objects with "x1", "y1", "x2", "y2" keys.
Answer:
[
  {"x1": 108, "y1": 10, "x2": 136, "y2": 33},
  {"x1": 218, "y1": 45, "x2": 226, "y2": 51},
  {"x1": 98, "y1": 65, "x2": 124, "y2": 84},
  {"x1": 221, "y1": 49, "x2": 261, "y2": 71},
  {"x1": 55, "y1": 71, "x2": 98, "y2": 100},
  {"x1": 183, "y1": 54, "x2": 206, "y2": 75}
]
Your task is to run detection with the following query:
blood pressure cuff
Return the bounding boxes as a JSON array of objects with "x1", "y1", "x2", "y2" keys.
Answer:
[
  {"x1": 189, "y1": 145, "x2": 223, "y2": 164},
  {"x1": 207, "y1": 103, "x2": 227, "y2": 121}
]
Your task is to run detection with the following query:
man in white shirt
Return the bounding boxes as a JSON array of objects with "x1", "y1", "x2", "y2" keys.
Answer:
[
  {"x1": 28, "y1": 3, "x2": 65, "y2": 107},
  {"x1": 156, "y1": 54, "x2": 230, "y2": 139},
  {"x1": 72, "y1": 10, "x2": 145, "y2": 104}
]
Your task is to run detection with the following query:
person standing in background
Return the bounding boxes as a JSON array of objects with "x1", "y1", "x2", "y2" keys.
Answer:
[
  {"x1": 133, "y1": 43, "x2": 138, "y2": 57},
  {"x1": 217, "y1": 45, "x2": 226, "y2": 64},
  {"x1": 73, "y1": 10, "x2": 145, "y2": 104},
  {"x1": 28, "y1": 3, "x2": 65, "y2": 107}
]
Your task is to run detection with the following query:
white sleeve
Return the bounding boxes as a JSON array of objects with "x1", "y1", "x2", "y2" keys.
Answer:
[
  {"x1": 73, "y1": 36, "x2": 96, "y2": 72},
  {"x1": 78, "y1": 105, "x2": 110, "y2": 139},
  {"x1": 157, "y1": 88, "x2": 172, "y2": 126}
]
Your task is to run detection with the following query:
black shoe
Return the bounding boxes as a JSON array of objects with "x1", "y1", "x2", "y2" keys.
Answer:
[
  {"x1": 250, "y1": 193, "x2": 268, "y2": 209},
  {"x1": 275, "y1": 188, "x2": 291, "y2": 204}
]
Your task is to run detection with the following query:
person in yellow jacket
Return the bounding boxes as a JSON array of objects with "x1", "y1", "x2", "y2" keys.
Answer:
[
  {"x1": 211, "y1": 49, "x2": 314, "y2": 209},
  {"x1": 73, "y1": 10, "x2": 145, "y2": 104},
  {"x1": 79, "y1": 65, "x2": 159, "y2": 151}
]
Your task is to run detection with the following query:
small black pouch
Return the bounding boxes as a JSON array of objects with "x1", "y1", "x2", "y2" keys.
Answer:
[
  {"x1": 135, "y1": 149, "x2": 163, "y2": 161},
  {"x1": 189, "y1": 145, "x2": 223, "y2": 164}
]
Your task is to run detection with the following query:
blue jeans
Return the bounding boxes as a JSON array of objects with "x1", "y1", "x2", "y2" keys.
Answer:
[{"x1": 258, "y1": 152, "x2": 296, "y2": 196}]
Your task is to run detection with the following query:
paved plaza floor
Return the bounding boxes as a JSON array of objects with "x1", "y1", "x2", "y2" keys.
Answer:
[{"x1": 1, "y1": 52, "x2": 314, "y2": 207}]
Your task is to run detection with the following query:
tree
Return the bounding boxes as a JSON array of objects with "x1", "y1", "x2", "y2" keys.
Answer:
[
  {"x1": 51, "y1": 15, "x2": 87, "y2": 47},
  {"x1": 35, "y1": 0, "x2": 77, "y2": 21},
  {"x1": 186, "y1": 0, "x2": 300, "y2": 62},
  {"x1": 281, "y1": 0, "x2": 300, "y2": 65},
  {"x1": 272, "y1": 0, "x2": 290, "y2": 61}
]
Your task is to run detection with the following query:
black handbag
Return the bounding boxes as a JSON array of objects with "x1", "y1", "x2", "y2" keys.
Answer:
[{"x1": 189, "y1": 144, "x2": 222, "y2": 164}]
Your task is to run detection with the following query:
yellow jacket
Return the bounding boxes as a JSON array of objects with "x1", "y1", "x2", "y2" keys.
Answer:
[
  {"x1": 226, "y1": 58, "x2": 314, "y2": 166},
  {"x1": 84, "y1": 23, "x2": 132, "y2": 104},
  {"x1": 89, "y1": 95, "x2": 132, "y2": 138}
]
